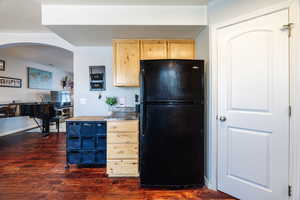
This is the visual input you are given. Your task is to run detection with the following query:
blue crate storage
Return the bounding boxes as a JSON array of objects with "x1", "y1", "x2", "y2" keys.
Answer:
[
  {"x1": 95, "y1": 150, "x2": 106, "y2": 164},
  {"x1": 67, "y1": 123, "x2": 81, "y2": 137},
  {"x1": 68, "y1": 151, "x2": 81, "y2": 164},
  {"x1": 95, "y1": 123, "x2": 106, "y2": 135},
  {"x1": 66, "y1": 121, "x2": 107, "y2": 167},
  {"x1": 96, "y1": 136, "x2": 107, "y2": 150},
  {"x1": 68, "y1": 138, "x2": 81, "y2": 150},
  {"x1": 82, "y1": 137, "x2": 96, "y2": 150},
  {"x1": 81, "y1": 123, "x2": 96, "y2": 136},
  {"x1": 81, "y1": 151, "x2": 95, "y2": 164}
]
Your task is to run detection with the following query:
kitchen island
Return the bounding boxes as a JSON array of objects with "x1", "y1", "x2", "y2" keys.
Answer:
[{"x1": 66, "y1": 115, "x2": 139, "y2": 177}]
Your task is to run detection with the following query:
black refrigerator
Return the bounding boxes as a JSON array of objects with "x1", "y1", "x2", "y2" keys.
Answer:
[{"x1": 140, "y1": 59, "x2": 205, "y2": 189}]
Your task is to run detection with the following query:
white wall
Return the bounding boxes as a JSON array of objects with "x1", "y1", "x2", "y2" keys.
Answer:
[
  {"x1": 195, "y1": 27, "x2": 210, "y2": 186},
  {"x1": 196, "y1": 27, "x2": 209, "y2": 61},
  {"x1": 0, "y1": 54, "x2": 71, "y2": 136},
  {"x1": 74, "y1": 47, "x2": 139, "y2": 116},
  {"x1": 290, "y1": 1, "x2": 300, "y2": 199},
  {"x1": 208, "y1": 0, "x2": 286, "y2": 24}
]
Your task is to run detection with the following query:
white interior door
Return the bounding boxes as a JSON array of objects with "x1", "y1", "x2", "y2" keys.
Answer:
[{"x1": 217, "y1": 9, "x2": 290, "y2": 200}]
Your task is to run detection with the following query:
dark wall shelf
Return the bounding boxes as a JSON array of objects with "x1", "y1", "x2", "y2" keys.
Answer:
[{"x1": 89, "y1": 66, "x2": 106, "y2": 91}]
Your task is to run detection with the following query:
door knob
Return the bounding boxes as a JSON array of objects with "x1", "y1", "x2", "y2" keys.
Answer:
[{"x1": 219, "y1": 116, "x2": 227, "y2": 122}]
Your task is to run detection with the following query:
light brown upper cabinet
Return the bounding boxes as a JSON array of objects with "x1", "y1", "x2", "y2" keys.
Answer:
[
  {"x1": 113, "y1": 39, "x2": 195, "y2": 87},
  {"x1": 113, "y1": 40, "x2": 140, "y2": 87},
  {"x1": 167, "y1": 40, "x2": 195, "y2": 59},
  {"x1": 140, "y1": 40, "x2": 167, "y2": 60}
]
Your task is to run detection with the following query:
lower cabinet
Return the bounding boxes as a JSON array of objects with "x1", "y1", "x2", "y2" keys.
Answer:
[
  {"x1": 107, "y1": 160, "x2": 139, "y2": 177},
  {"x1": 66, "y1": 121, "x2": 107, "y2": 166},
  {"x1": 107, "y1": 120, "x2": 139, "y2": 177},
  {"x1": 107, "y1": 143, "x2": 138, "y2": 159},
  {"x1": 67, "y1": 150, "x2": 106, "y2": 165},
  {"x1": 66, "y1": 120, "x2": 138, "y2": 176}
]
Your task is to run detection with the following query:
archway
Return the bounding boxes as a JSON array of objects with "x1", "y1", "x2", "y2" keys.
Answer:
[{"x1": 0, "y1": 42, "x2": 74, "y2": 136}]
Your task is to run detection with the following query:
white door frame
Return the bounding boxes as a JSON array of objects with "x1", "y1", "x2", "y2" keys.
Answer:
[{"x1": 209, "y1": 1, "x2": 300, "y2": 199}]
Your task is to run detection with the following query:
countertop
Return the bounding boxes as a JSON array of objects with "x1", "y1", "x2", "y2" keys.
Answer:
[
  {"x1": 67, "y1": 106, "x2": 139, "y2": 122},
  {"x1": 66, "y1": 114, "x2": 138, "y2": 122},
  {"x1": 66, "y1": 116, "x2": 108, "y2": 122}
]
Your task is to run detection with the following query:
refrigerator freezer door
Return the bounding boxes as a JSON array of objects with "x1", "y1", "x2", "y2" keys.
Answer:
[
  {"x1": 140, "y1": 103, "x2": 204, "y2": 188},
  {"x1": 141, "y1": 60, "x2": 204, "y2": 103}
]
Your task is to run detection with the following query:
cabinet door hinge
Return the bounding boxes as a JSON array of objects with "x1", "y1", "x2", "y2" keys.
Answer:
[
  {"x1": 282, "y1": 23, "x2": 294, "y2": 37},
  {"x1": 289, "y1": 105, "x2": 292, "y2": 117},
  {"x1": 289, "y1": 185, "x2": 292, "y2": 197}
]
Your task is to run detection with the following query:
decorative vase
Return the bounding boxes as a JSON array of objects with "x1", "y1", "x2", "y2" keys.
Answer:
[{"x1": 108, "y1": 105, "x2": 113, "y2": 116}]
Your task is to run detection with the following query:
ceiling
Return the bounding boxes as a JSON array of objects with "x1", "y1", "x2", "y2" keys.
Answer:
[
  {"x1": 0, "y1": 44, "x2": 73, "y2": 72},
  {"x1": 48, "y1": 25, "x2": 206, "y2": 46},
  {"x1": 0, "y1": 0, "x2": 49, "y2": 33},
  {"x1": 0, "y1": 0, "x2": 210, "y2": 46}
]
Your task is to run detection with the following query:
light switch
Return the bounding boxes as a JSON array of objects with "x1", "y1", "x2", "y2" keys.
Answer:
[{"x1": 119, "y1": 97, "x2": 126, "y2": 106}]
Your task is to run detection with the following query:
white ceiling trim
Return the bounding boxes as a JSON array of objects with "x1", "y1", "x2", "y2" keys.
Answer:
[
  {"x1": 42, "y1": 0, "x2": 209, "y2": 5},
  {"x1": 42, "y1": 5, "x2": 207, "y2": 26}
]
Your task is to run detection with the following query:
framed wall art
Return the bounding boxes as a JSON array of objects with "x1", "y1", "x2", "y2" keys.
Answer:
[
  {"x1": 0, "y1": 60, "x2": 5, "y2": 71},
  {"x1": 28, "y1": 67, "x2": 53, "y2": 90},
  {"x1": 0, "y1": 76, "x2": 22, "y2": 88}
]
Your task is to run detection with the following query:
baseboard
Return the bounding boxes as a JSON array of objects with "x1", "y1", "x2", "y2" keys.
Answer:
[
  {"x1": 205, "y1": 176, "x2": 217, "y2": 191},
  {"x1": 0, "y1": 125, "x2": 37, "y2": 137}
]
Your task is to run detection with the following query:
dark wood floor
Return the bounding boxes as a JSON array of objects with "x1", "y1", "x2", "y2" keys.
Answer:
[{"x1": 0, "y1": 131, "x2": 237, "y2": 200}]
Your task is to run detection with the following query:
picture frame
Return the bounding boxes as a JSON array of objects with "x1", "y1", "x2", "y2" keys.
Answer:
[
  {"x1": 0, "y1": 76, "x2": 22, "y2": 88},
  {"x1": 27, "y1": 67, "x2": 53, "y2": 90},
  {"x1": 0, "y1": 60, "x2": 5, "y2": 71}
]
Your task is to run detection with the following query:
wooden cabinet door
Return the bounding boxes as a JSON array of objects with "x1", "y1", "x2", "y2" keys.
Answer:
[
  {"x1": 107, "y1": 132, "x2": 138, "y2": 144},
  {"x1": 108, "y1": 120, "x2": 139, "y2": 132},
  {"x1": 107, "y1": 160, "x2": 139, "y2": 177},
  {"x1": 167, "y1": 40, "x2": 195, "y2": 59},
  {"x1": 113, "y1": 40, "x2": 140, "y2": 87},
  {"x1": 107, "y1": 144, "x2": 138, "y2": 159},
  {"x1": 140, "y1": 40, "x2": 167, "y2": 60}
]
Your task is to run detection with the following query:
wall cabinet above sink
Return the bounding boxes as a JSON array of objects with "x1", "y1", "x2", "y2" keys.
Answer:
[{"x1": 113, "y1": 39, "x2": 195, "y2": 87}]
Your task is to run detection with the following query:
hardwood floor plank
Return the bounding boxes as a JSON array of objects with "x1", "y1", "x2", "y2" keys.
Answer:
[{"x1": 0, "y1": 132, "x2": 237, "y2": 200}]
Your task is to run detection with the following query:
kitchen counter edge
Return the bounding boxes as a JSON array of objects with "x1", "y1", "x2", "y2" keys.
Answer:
[{"x1": 66, "y1": 116, "x2": 138, "y2": 122}]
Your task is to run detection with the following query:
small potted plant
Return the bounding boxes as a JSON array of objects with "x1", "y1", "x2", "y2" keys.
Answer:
[{"x1": 105, "y1": 96, "x2": 118, "y2": 114}]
